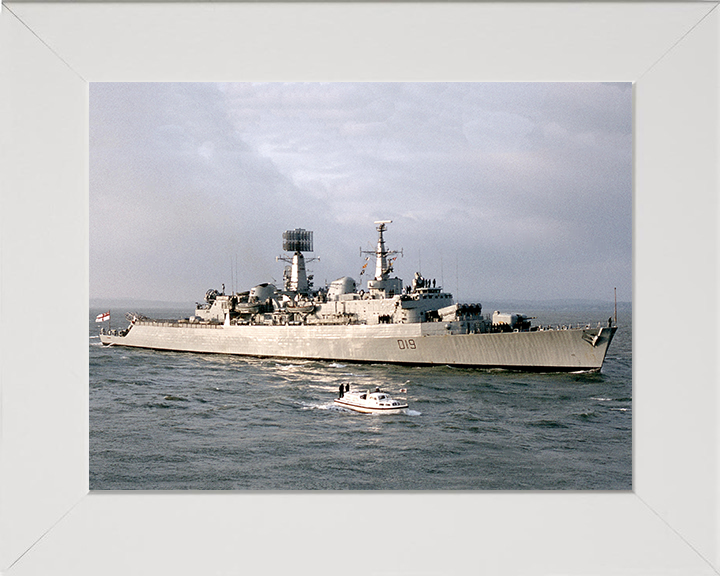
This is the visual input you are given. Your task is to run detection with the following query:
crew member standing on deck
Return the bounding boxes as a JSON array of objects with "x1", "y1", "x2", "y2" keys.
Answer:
[{"x1": 338, "y1": 384, "x2": 344, "y2": 398}]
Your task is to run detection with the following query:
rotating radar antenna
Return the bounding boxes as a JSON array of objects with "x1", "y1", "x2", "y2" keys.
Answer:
[
  {"x1": 277, "y1": 228, "x2": 317, "y2": 294},
  {"x1": 282, "y1": 228, "x2": 313, "y2": 253}
]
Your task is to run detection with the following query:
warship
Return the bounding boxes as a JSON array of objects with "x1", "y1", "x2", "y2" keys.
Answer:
[{"x1": 100, "y1": 221, "x2": 617, "y2": 371}]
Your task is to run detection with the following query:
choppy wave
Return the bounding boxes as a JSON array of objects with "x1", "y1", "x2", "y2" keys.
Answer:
[
  {"x1": 531, "y1": 419, "x2": 569, "y2": 429},
  {"x1": 163, "y1": 395, "x2": 189, "y2": 402}
]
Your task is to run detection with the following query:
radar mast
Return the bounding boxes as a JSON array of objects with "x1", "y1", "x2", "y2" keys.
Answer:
[
  {"x1": 361, "y1": 220, "x2": 402, "y2": 281},
  {"x1": 361, "y1": 220, "x2": 403, "y2": 297},
  {"x1": 277, "y1": 228, "x2": 315, "y2": 294}
]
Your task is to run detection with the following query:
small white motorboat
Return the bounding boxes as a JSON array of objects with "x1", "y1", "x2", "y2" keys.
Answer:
[{"x1": 334, "y1": 388, "x2": 408, "y2": 414}]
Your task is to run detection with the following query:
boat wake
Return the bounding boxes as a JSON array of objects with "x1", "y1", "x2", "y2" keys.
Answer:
[
  {"x1": 299, "y1": 401, "x2": 336, "y2": 411},
  {"x1": 278, "y1": 364, "x2": 307, "y2": 371}
]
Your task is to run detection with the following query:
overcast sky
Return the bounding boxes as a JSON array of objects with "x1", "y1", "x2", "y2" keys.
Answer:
[{"x1": 90, "y1": 82, "x2": 631, "y2": 305}]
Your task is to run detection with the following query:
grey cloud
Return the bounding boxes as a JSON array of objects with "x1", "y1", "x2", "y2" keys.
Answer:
[{"x1": 91, "y1": 82, "x2": 631, "y2": 305}]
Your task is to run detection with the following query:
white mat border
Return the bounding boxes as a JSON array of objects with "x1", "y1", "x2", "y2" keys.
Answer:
[{"x1": 1, "y1": 3, "x2": 718, "y2": 574}]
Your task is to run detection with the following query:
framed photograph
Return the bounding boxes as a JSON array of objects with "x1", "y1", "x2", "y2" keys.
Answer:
[
  {"x1": 88, "y1": 80, "x2": 633, "y2": 492},
  {"x1": 1, "y1": 2, "x2": 718, "y2": 574}
]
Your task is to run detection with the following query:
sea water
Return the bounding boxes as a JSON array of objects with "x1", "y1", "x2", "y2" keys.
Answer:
[{"x1": 89, "y1": 305, "x2": 631, "y2": 490}]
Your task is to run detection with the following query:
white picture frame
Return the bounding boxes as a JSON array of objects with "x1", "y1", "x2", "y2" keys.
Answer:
[{"x1": 1, "y1": 2, "x2": 718, "y2": 574}]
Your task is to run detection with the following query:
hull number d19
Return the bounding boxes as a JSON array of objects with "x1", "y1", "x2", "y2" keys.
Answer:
[{"x1": 397, "y1": 339, "x2": 416, "y2": 350}]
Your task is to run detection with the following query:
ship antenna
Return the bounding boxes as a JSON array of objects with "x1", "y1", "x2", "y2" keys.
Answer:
[
  {"x1": 455, "y1": 254, "x2": 459, "y2": 302},
  {"x1": 614, "y1": 287, "x2": 617, "y2": 325},
  {"x1": 440, "y1": 253, "x2": 444, "y2": 290}
]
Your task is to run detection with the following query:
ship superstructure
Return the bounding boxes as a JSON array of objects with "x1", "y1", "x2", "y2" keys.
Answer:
[{"x1": 100, "y1": 221, "x2": 617, "y2": 371}]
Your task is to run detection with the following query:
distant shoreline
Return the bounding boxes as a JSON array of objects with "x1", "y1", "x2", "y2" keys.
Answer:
[{"x1": 90, "y1": 299, "x2": 196, "y2": 310}]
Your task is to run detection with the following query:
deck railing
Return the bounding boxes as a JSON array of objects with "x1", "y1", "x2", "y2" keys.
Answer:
[{"x1": 134, "y1": 320, "x2": 224, "y2": 329}]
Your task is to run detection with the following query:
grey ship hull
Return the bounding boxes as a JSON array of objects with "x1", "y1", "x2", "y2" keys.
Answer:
[{"x1": 100, "y1": 321, "x2": 617, "y2": 371}]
